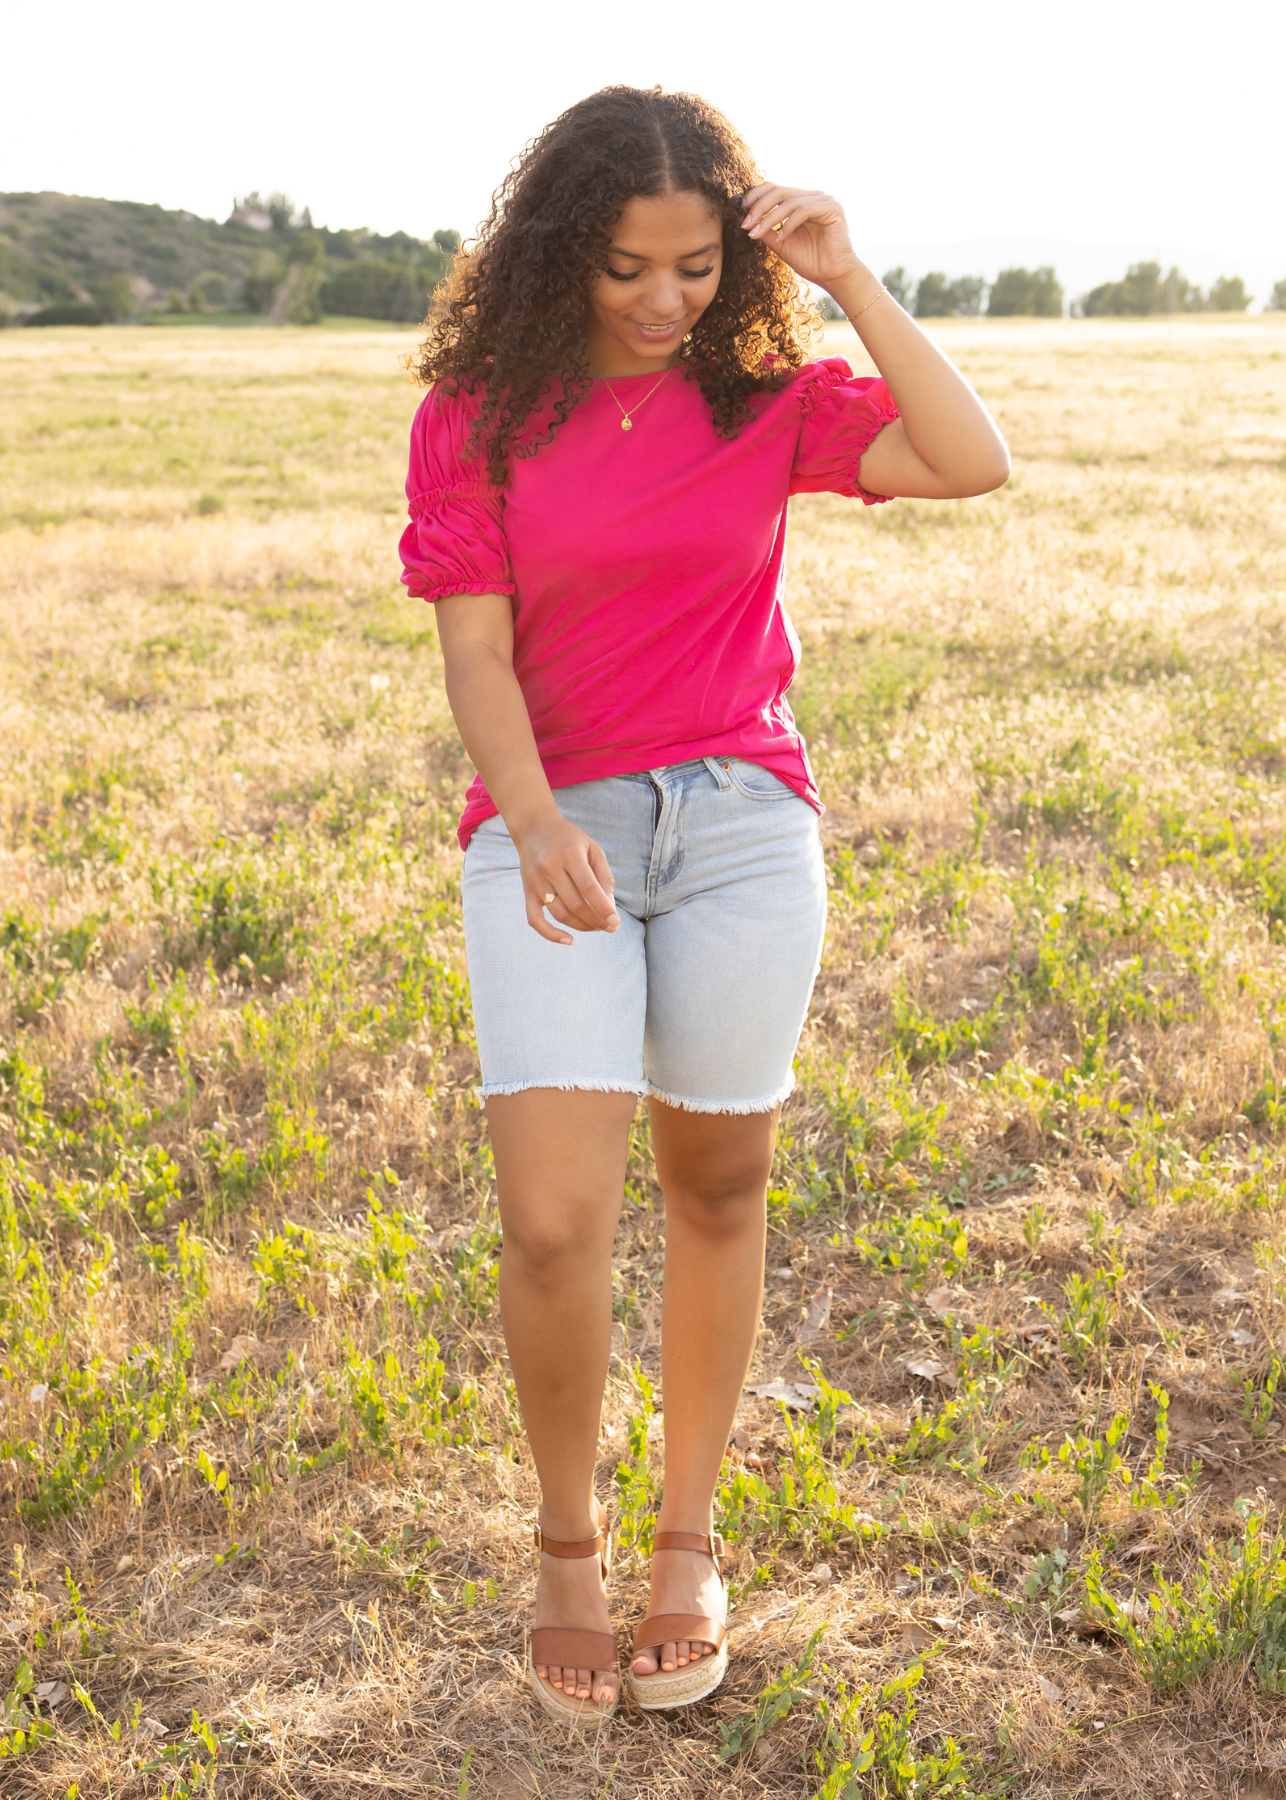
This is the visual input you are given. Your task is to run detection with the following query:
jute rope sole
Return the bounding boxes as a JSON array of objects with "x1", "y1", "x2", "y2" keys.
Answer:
[
  {"x1": 526, "y1": 1641, "x2": 618, "y2": 1727},
  {"x1": 627, "y1": 1636, "x2": 729, "y2": 1710}
]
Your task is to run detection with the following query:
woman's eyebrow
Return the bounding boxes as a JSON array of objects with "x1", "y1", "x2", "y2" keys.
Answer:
[{"x1": 607, "y1": 241, "x2": 721, "y2": 261}]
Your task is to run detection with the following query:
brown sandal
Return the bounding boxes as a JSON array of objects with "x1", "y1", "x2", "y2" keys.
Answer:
[
  {"x1": 627, "y1": 1530, "x2": 728, "y2": 1710},
  {"x1": 527, "y1": 1509, "x2": 619, "y2": 1725}
]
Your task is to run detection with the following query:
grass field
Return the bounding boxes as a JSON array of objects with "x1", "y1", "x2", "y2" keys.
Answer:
[{"x1": 2, "y1": 314, "x2": 1286, "y2": 1799}]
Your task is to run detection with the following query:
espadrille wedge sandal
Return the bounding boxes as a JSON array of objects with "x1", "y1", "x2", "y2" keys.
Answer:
[
  {"x1": 527, "y1": 1509, "x2": 619, "y2": 1725},
  {"x1": 628, "y1": 1530, "x2": 728, "y2": 1710}
]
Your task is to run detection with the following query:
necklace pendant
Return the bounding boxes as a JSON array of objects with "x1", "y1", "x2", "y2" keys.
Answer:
[{"x1": 620, "y1": 417, "x2": 632, "y2": 431}]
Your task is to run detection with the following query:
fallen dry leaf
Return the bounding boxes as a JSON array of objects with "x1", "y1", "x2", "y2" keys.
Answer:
[
  {"x1": 899, "y1": 1622, "x2": 932, "y2": 1654},
  {"x1": 923, "y1": 1284, "x2": 975, "y2": 1325},
  {"x1": 794, "y1": 1285, "x2": 833, "y2": 1346},
  {"x1": 218, "y1": 1333, "x2": 262, "y2": 1372},
  {"x1": 1038, "y1": 1675, "x2": 1064, "y2": 1703},
  {"x1": 903, "y1": 1356, "x2": 957, "y2": 1388},
  {"x1": 33, "y1": 1680, "x2": 68, "y2": 1705}
]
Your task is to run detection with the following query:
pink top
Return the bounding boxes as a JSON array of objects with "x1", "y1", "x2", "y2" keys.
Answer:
[{"x1": 400, "y1": 357, "x2": 898, "y2": 848}]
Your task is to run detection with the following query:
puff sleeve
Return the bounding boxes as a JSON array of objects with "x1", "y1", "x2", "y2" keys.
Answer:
[
  {"x1": 399, "y1": 385, "x2": 515, "y2": 602},
  {"x1": 788, "y1": 356, "x2": 900, "y2": 504}
]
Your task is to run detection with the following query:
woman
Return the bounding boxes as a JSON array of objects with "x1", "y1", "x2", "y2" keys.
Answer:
[{"x1": 400, "y1": 86, "x2": 1009, "y2": 1722}]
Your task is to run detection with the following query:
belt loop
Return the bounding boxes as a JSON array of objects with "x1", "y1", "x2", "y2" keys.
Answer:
[{"x1": 703, "y1": 755, "x2": 732, "y2": 791}]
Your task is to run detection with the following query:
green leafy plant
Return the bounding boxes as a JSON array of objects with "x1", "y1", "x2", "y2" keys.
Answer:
[{"x1": 719, "y1": 1627, "x2": 825, "y2": 1761}]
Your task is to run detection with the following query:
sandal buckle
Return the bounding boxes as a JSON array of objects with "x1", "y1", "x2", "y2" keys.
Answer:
[{"x1": 710, "y1": 1532, "x2": 725, "y2": 1558}]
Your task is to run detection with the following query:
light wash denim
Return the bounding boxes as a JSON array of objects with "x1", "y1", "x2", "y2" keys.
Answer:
[{"x1": 461, "y1": 757, "x2": 827, "y2": 1112}]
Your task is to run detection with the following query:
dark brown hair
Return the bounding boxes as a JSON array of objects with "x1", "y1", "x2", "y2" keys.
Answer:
[{"x1": 411, "y1": 86, "x2": 817, "y2": 485}]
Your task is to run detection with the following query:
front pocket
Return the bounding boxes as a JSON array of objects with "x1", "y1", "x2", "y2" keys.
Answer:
[{"x1": 721, "y1": 759, "x2": 795, "y2": 801}]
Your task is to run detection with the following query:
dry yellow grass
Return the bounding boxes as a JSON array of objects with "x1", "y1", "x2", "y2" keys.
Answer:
[{"x1": 2, "y1": 315, "x2": 1286, "y2": 1798}]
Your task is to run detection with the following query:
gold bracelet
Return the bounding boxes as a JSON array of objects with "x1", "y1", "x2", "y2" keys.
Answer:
[{"x1": 848, "y1": 287, "x2": 888, "y2": 320}]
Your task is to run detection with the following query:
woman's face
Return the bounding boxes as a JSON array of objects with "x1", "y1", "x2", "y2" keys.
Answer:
[{"x1": 584, "y1": 189, "x2": 724, "y2": 376}]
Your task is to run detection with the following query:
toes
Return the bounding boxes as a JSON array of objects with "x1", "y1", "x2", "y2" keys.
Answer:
[
  {"x1": 661, "y1": 1638, "x2": 679, "y2": 1672},
  {"x1": 591, "y1": 1670, "x2": 618, "y2": 1710},
  {"x1": 546, "y1": 1663, "x2": 562, "y2": 1689},
  {"x1": 631, "y1": 1647, "x2": 659, "y2": 1676},
  {"x1": 575, "y1": 1666, "x2": 592, "y2": 1700}
]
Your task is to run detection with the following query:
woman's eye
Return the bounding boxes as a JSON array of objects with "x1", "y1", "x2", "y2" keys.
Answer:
[
  {"x1": 606, "y1": 269, "x2": 641, "y2": 283},
  {"x1": 679, "y1": 266, "x2": 715, "y2": 279}
]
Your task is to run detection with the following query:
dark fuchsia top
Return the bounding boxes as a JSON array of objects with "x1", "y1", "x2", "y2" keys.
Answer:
[{"x1": 400, "y1": 357, "x2": 899, "y2": 848}]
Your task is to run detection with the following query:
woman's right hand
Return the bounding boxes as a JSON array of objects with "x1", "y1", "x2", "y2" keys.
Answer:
[{"x1": 514, "y1": 811, "x2": 620, "y2": 945}]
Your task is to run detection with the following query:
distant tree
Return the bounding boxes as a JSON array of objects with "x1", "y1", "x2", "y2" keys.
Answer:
[
  {"x1": 949, "y1": 275, "x2": 987, "y2": 317},
  {"x1": 989, "y1": 266, "x2": 1063, "y2": 317},
  {"x1": 267, "y1": 194, "x2": 294, "y2": 234},
  {"x1": 432, "y1": 229, "x2": 461, "y2": 255},
  {"x1": 881, "y1": 267, "x2": 912, "y2": 310},
  {"x1": 914, "y1": 271, "x2": 951, "y2": 317},
  {"x1": 816, "y1": 293, "x2": 846, "y2": 321},
  {"x1": 243, "y1": 250, "x2": 284, "y2": 313},
  {"x1": 269, "y1": 231, "x2": 326, "y2": 324},
  {"x1": 1270, "y1": 278, "x2": 1286, "y2": 312},
  {"x1": 165, "y1": 287, "x2": 188, "y2": 314},
  {"x1": 189, "y1": 271, "x2": 230, "y2": 310},
  {"x1": 91, "y1": 273, "x2": 135, "y2": 321},
  {"x1": 1207, "y1": 274, "x2": 1251, "y2": 312}
]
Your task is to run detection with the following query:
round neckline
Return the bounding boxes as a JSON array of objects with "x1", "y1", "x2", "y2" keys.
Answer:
[{"x1": 591, "y1": 369, "x2": 677, "y2": 382}]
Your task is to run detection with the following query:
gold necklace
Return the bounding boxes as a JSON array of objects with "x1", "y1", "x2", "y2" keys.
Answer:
[{"x1": 602, "y1": 366, "x2": 673, "y2": 431}]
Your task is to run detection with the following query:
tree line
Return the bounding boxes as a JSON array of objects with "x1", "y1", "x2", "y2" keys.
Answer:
[
  {"x1": 1, "y1": 191, "x2": 460, "y2": 327},
  {"x1": 818, "y1": 260, "x2": 1277, "y2": 321}
]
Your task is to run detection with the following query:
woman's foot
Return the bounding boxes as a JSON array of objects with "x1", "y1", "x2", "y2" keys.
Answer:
[
  {"x1": 629, "y1": 1544, "x2": 725, "y2": 1676},
  {"x1": 532, "y1": 1527, "x2": 619, "y2": 1711}
]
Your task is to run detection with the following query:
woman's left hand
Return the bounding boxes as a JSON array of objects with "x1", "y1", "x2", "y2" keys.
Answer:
[{"x1": 740, "y1": 184, "x2": 861, "y2": 291}]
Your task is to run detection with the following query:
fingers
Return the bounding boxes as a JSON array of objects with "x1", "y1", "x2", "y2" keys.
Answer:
[
  {"x1": 524, "y1": 890, "x2": 574, "y2": 946},
  {"x1": 743, "y1": 191, "x2": 828, "y2": 240},
  {"x1": 528, "y1": 844, "x2": 619, "y2": 937}
]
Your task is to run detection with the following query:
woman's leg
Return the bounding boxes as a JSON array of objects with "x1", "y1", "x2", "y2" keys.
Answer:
[
  {"x1": 630, "y1": 1100, "x2": 777, "y2": 1677},
  {"x1": 488, "y1": 1087, "x2": 637, "y2": 1709}
]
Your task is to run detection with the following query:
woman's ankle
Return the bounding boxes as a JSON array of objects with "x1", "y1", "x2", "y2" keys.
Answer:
[{"x1": 538, "y1": 1495, "x2": 604, "y2": 1542}]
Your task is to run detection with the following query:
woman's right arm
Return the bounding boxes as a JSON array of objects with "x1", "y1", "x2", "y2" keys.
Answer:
[{"x1": 434, "y1": 592, "x2": 619, "y2": 946}]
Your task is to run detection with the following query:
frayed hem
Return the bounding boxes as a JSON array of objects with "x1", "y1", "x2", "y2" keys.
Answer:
[
  {"x1": 644, "y1": 1080, "x2": 794, "y2": 1116},
  {"x1": 479, "y1": 1079, "x2": 648, "y2": 1100}
]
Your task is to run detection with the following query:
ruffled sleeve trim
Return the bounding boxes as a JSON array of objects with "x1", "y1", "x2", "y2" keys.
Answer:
[
  {"x1": 792, "y1": 356, "x2": 851, "y2": 418},
  {"x1": 407, "y1": 482, "x2": 503, "y2": 520},
  {"x1": 404, "y1": 576, "x2": 517, "y2": 601},
  {"x1": 789, "y1": 357, "x2": 900, "y2": 505}
]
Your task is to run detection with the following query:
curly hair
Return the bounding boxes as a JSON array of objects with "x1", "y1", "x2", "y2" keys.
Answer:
[{"x1": 411, "y1": 86, "x2": 818, "y2": 486}]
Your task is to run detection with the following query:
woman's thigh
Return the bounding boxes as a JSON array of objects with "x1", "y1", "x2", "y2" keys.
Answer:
[
  {"x1": 461, "y1": 780, "x2": 654, "y2": 1099},
  {"x1": 642, "y1": 767, "x2": 827, "y2": 1113}
]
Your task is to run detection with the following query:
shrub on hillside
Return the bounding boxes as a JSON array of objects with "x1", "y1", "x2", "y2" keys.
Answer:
[
  {"x1": 988, "y1": 266, "x2": 1063, "y2": 317},
  {"x1": 189, "y1": 271, "x2": 230, "y2": 310},
  {"x1": 1270, "y1": 278, "x2": 1286, "y2": 312},
  {"x1": 243, "y1": 250, "x2": 285, "y2": 313},
  {"x1": 25, "y1": 302, "x2": 104, "y2": 326},
  {"x1": 91, "y1": 273, "x2": 135, "y2": 321},
  {"x1": 319, "y1": 259, "x2": 438, "y2": 322}
]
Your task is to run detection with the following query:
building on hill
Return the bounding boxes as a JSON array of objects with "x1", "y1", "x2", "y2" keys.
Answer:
[{"x1": 229, "y1": 207, "x2": 273, "y2": 232}]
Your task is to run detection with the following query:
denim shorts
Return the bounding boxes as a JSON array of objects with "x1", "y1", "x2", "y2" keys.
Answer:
[{"x1": 461, "y1": 757, "x2": 827, "y2": 1113}]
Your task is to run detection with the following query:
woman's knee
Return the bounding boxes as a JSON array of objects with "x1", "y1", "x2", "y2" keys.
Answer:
[
  {"x1": 663, "y1": 1164, "x2": 767, "y2": 1238},
  {"x1": 499, "y1": 1194, "x2": 614, "y2": 1282}
]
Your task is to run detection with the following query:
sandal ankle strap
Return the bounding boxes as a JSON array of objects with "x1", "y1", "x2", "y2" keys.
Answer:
[
  {"x1": 653, "y1": 1529, "x2": 725, "y2": 1564},
  {"x1": 533, "y1": 1524, "x2": 608, "y2": 1560}
]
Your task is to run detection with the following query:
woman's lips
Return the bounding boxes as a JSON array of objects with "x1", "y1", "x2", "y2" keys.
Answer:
[{"x1": 634, "y1": 319, "x2": 683, "y2": 336}]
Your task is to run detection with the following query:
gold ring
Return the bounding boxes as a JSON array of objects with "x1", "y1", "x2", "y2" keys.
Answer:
[
  {"x1": 543, "y1": 892, "x2": 557, "y2": 905},
  {"x1": 773, "y1": 219, "x2": 783, "y2": 231}
]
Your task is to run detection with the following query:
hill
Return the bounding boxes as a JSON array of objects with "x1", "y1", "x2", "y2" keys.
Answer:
[{"x1": 0, "y1": 190, "x2": 456, "y2": 324}]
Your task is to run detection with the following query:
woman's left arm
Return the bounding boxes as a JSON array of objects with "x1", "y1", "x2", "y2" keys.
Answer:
[{"x1": 743, "y1": 183, "x2": 1011, "y2": 500}]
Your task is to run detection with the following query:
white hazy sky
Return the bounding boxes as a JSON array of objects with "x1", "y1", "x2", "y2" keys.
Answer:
[{"x1": 5, "y1": 0, "x2": 1284, "y2": 278}]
